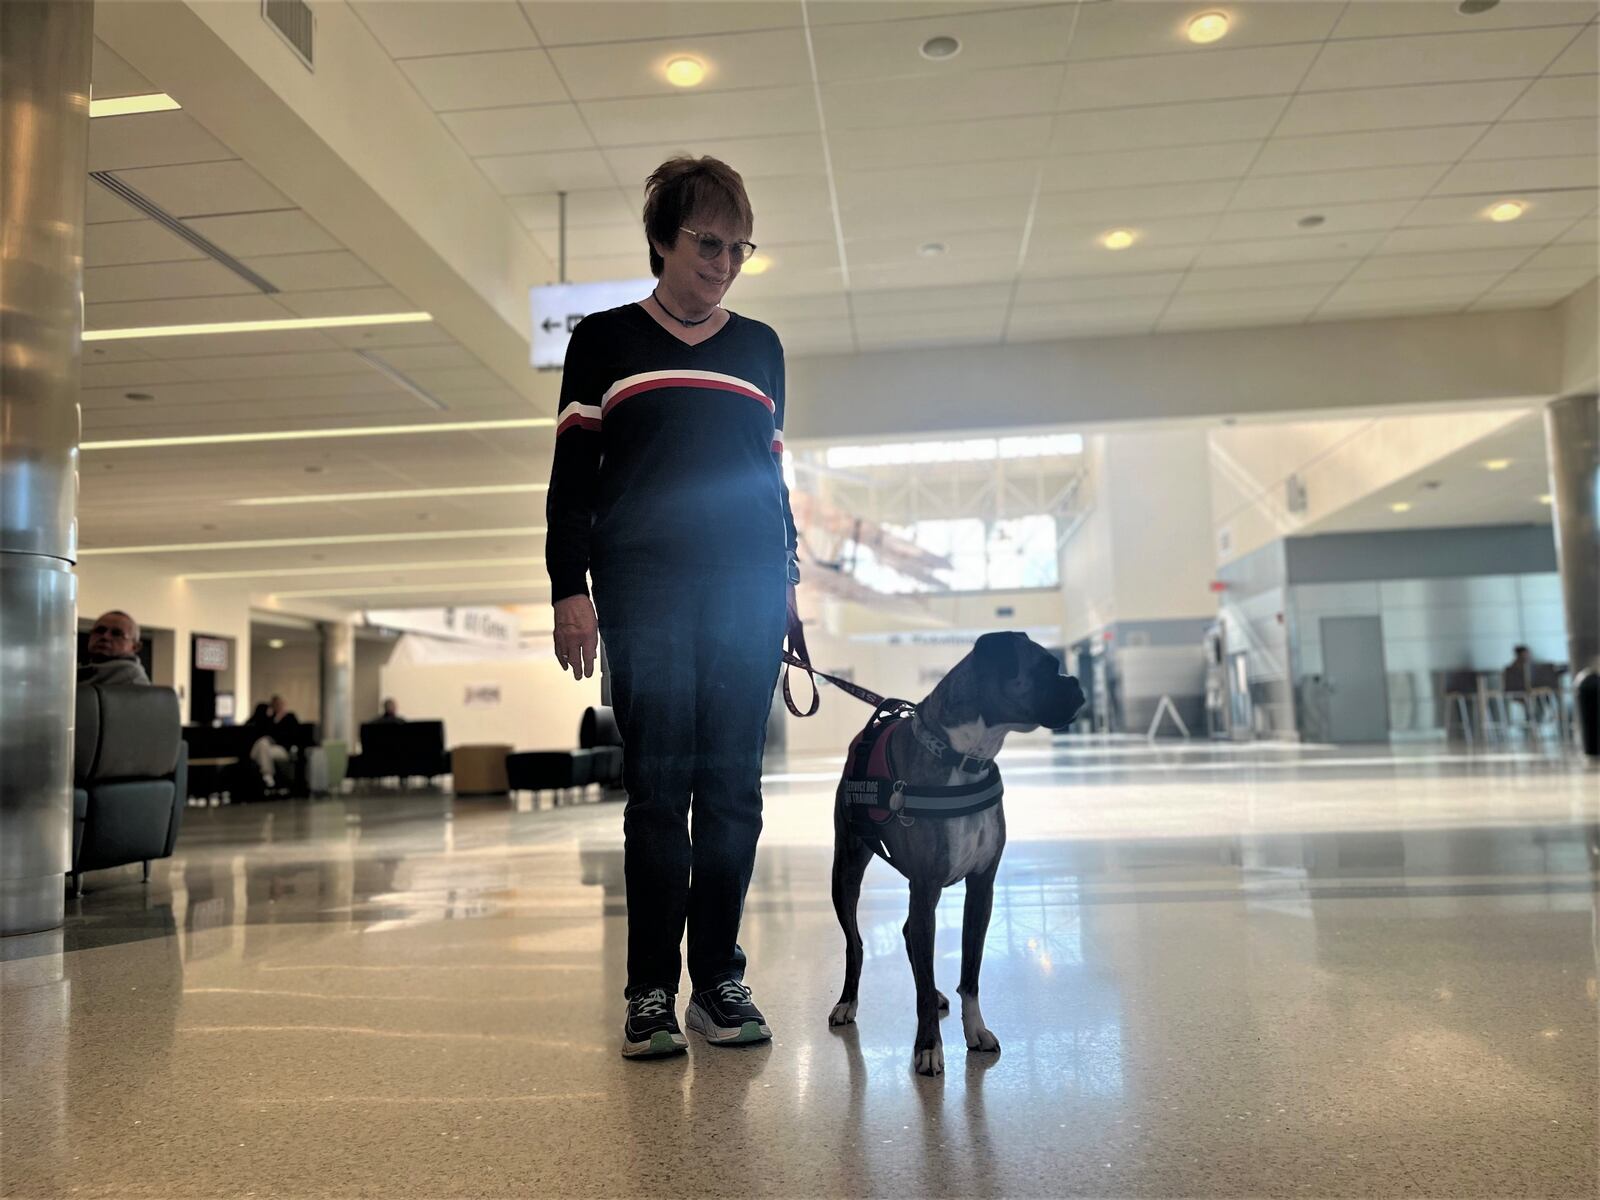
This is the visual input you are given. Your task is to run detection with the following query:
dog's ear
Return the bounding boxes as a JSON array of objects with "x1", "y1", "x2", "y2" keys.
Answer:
[{"x1": 974, "y1": 631, "x2": 1020, "y2": 681}]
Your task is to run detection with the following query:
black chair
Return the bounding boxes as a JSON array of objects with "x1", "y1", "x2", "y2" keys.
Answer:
[
  {"x1": 73, "y1": 684, "x2": 187, "y2": 895},
  {"x1": 348, "y1": 720, "x2": 449, "y2": 785}
]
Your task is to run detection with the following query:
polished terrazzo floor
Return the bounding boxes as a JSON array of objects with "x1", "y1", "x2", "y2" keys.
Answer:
[{"x1": 4, "y1": 739, "x2": 1597, "y2": 1198}]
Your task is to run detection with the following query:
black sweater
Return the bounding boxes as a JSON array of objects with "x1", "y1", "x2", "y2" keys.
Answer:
[{"x1": 545, "y1": 304, "x2": 799, "y2": 602}]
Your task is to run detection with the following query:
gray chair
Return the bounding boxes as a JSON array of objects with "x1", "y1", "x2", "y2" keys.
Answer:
[{"x1": 72, "y1": 684, "x2": 187, "y2": 895}]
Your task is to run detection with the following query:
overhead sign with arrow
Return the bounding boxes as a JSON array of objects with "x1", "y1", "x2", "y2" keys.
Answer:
[{"x1": 530, "y1": 278, "x2": 656, "y2": 370}]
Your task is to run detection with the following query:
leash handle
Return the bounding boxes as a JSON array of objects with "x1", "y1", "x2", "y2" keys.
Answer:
[{"x1": 781, "y1": 614, "x2": 888, "y2": 716}]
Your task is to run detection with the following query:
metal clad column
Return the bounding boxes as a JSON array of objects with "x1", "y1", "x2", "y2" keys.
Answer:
[
  {"x1": 320, "y1": 622, "x2": 354, "y2": 748},
  {"x1": 0, "y1": 2, "x2": 92, "y2": 936},
  {"x1": 1544, "y1": 393, "x2": 1599, "y2": 754}
]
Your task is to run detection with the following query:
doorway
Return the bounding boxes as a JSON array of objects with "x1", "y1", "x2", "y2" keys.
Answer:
[{"x1": 1320, "y1": 616, "x2": 1391, "y2": 744}]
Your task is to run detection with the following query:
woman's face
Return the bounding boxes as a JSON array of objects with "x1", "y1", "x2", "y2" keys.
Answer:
[{"x1": 654, "y1": 210, "x2": 749, "y2": 311}]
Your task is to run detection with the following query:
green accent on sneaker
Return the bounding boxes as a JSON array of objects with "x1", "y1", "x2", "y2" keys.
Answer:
[
  {"x1": 733, "y1": 1021, "x2": 770, "y2": 1044},
  {"x1": 649, "y1": 1031, "x2": 684, "y2": 1054}
]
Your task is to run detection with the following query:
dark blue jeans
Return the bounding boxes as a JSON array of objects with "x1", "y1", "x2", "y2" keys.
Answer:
[{"x1": 592, "y1": 562, "x2": 786, "y2": 999}]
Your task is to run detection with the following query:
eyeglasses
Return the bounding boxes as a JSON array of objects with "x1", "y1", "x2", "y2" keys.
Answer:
[
  {"x1": 90, "y1": 625, "x2": 131, "y2": 640},
  {"x1": 680, "y1": 226, "x2": 757, "y2": 264}
]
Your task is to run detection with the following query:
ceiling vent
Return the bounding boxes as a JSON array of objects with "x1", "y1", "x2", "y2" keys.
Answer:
[
  {"x1": 263, "y1": 0, "x2": 315, "y2": 70},
  {"x1": 88, "y1": 171, "x2": 279, "y2": 294}
]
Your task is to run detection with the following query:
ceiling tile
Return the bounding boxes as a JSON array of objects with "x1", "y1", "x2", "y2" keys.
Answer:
[
  {"x1": 849, "y1": 256, "x2": 1013, "y2": 291},
  {"x1": 1021, "y1": 244, "x2": 1200, "y2": 278},
  {"x1": 530, "y1": 222, "x2": 638, "y2": 262},
  {"x1": 601, "y1": 133, "x2": 826, "y2": 181},
  {"x1": 325, "y1": 324, "x2": 454, "y2": 350},
  {"x1": 1350, "y1": 247, "x2": 1539, "y2": 281},
  {"x1": 830, "y1": 116, "x2": 1053, "y2": 172},
  {"x1": 1502, "y1": 74, "x2": 1600, "y2": 121},
  {"x1": 91, "y1": 40, "x2": 155, "y2": 99},
  {"x1": 1520, "y1": 239, "x2": 1599, "y2": 269},
  {"x1": 1546, "y1": 20, "x2": 1598, "y2": 74},
  {"x1": 240, "y1": 251, "x2": 386, "y2": 292},
  {"x1": 510, "y1": 189, "x2": 636, "y2": 230},
  {"x1": 85, "y1": 219, "x2": 203, "y2": 268},
  {"x1": 807, "y1": 3, "x2": 1014, "y2": 27},
  {"x1": 821, "y1": 65, "x2": 1064, "y2": 130},
  {"x1": 85, "y1": 260, "x2": 259, "y2": 304},
  {"x1": 172, "y1": 351, "x2": 370, "y2": 381},
  {"x1": 1033, "y1": 180, "x2": 1238, "y2": 224},
  {"x1": 276, "y1": 287, "x2": 419, "y2": 318},
  {"x1": 1157, "y1": 307, "x2": 1315, "y2": 333},
  {"x1": 114, "y1": 160, "x2": 292, "y2": 218},
  {"x1": 1070, "y1": 1, "x2": 1343, "y2": 60},
  {"x1": 88, "y1": 111, "x2": 233, "y2": 173},
  {"x1": 441, "y1": 104, "x2": 594, "y2": 156},
  {"x1": 1486, "y1": 265, "x2": 1595, "y2": 293},
  {"x1": 1335, "y1": 2, "x2": 1596, "y2": 38},
  {"x1": 351, "y1": 2, "x2": 540, "y2": 58},
  {"x1": 80, "y1": 359, "x2": 198, "y2": 389},
  {"x1": 1253, "y1": 125, "x2": 1485, "y2": 176},
  {"x1": 86, "y1": 184, "x2": 144, "y2": 224},
  {"x1": 1275, "y1": 79, "x2": 1527, "y2": 137},
  {"x1": 810, "y1": 4, "x2": 1076, "y2": 83},
  {"x1": 1402, "y1": 188, "x2": 1597, "y2": 225},
  {"x1": 1028, "y1": 214, "x2": 1218, "y2": 255},
  {"x1": 581, "y1": 85, "x2": 818, "y2": 144},
  {"x1": 1325, "y1": 273, "x2": 1516, "y2": 308},
  {"x1": 745, "y1": 240, "x2": 842, "y2": 275},
  {"x1": 1014, "y1": 273, "x2": 1184, "y2": 305},
  {"x1": 1006, "y1": 316, "x2": 1156, "y2": 343},
  {"x1": 846, "y1": 230, "x2": 1021, "y2": 269},
  {"x1": 837, "y1": 159, "x2": 1041, "y2": 209},
  {"x1": 477, "y1": 149, "x2": 619, "y2": 194},
  {"x1": 838, "y1": 193, "x2": 1032, "y2": 239},
  {"x1": 129, "y1": 329, "x2": 342, "y2": 359},
  {"x1": 85, "y1": 294, "x2": 293, "y2": 331},
  {"x1": 1304, "y1": 27, "x2": 1577, "y2": 91},
  {"x1": 1230, "y1": 164, "x2": 1449, "y2": 209},
  {"x1": 1434, "y1": 154, "x2": 1598, "y2": 193},
  {"x1": 1194, "y1": 231, "x2": 1384, "y2": 267},
  {"x1": 549, "y1": 28, "x2": 812, "y2": 100},
  {"x1": 1211, "y1": 201, "x2": 1417, "y2": 241},
  {"x1": 729, "y1": 292, "x2": 850, "y2": 322},
  {"x1": 400, "y1": 49, "x2": 567, "y2": 111},
  {"x1": 182, "y1": 210, "x2": 342, "y2": 258},
  {"x1": 523, "y1": 2, "x2": 800, "y2": 46},
  {"x1": 1058, "y1": 44, "x2": 1319, "y2": 112},
  {"x1": 1178, "y1": 260, "x2": 1353, "y2": 294},
  {"x1": 854, "y1": 307, "x2": 1008, "y2": 341},
  {"x1": 1050, "y1": 96, "x2": 1285, "y2": 156},
  {"x1": 1466, "y1": 117, "x2": 1598, "y2": 160},
  {"x1": 848, "y1": 283, "x2": 1014, "y2": 317},
  {"x1": 1165, "y1": 283, "x2": 1332, "y2": 314},
  {"x1": 1380, "y1": 218, "x2": 1579, "y2": 254},
  {"x1": 1008, "y1": 295, "x2": 1165, "y2": 331},
  {"x1": 1042, "y1": 141, "x2": 1259, "y2": 191}
]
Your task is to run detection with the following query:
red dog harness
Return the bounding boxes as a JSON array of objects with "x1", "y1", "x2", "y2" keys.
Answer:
[{"x1": 843, "y1": 701, "x2": 1004, "y2": 833}]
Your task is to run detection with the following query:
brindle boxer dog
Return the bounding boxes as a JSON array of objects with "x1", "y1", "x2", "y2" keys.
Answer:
[{"x1": 827, "y1": 632, "x2": 1084, "y2": 1076}]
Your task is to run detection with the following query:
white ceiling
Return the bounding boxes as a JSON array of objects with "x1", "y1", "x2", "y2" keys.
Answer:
[{"x1": 78, "y1": 2, "x2": 1598, "y2": 611}]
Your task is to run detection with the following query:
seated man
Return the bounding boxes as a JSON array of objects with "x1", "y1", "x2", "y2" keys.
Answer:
[
  {"x1": 372, "y1": 698, "x2": 405, "y2": 724},
  {"x1": 79, "y1": 610, "x2": 151, "y2": 687},
  {"x1": 247, "y1": 694, "x2": 300, "y2": 789},
  {"x1": 1504, "y1": 645, "x2": 1535, "y2": 695}
]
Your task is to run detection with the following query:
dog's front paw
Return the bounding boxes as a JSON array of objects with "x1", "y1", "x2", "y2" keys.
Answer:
[
  {"x1": 828, "y1": 1001, "x2": 857, "y2": 1027},
  {"x1": 913, "y1": 1043, "x2": 944, "y2": 1076},
  {"x1": 966, "y1": 1027, "x2": 1000, "y2": 1053}
]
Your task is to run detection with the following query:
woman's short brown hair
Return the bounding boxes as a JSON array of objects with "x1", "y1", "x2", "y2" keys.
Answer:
[{"x1": 642, "y1": 156, "x2": 753, "y2": 278}]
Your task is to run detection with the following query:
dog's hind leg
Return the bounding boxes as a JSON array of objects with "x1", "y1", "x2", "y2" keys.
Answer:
[
  {"x1": 958, "y1": 861, "x2": 1001, "y2": 1053},
  {"x1": 904, "y1": 878, "x2": 944, "y2": 1075},
  {"x1": 829, "y1": 822, "x2": 874, "y2": 1027}
]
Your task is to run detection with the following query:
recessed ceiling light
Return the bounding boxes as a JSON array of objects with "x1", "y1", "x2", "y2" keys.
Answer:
[
  {"x1": 1389, "y1": 501, "x2": 1412, "y2": 513},
  {"x1": 267, "y1": 638, "x2": 285, "y2": 650},
  {"x1": 743, "y1": 254, "x2": 772, "y2": 275},
  {"x1": 918, "y1": 242, "x2": 947, "y2": 257},
  {"x1": 90, "y1": 92, "x2": 180, "y2": 118},
  {"x1": 80, "y1": 417, "x2": 553, "y2": 451},
  {"x1": 1458, "y1": 0, "x2": 1500, "y2": 15},
  {"x1": 1101, "y1": 229, "x2": 1137, "y2": 250},
  {"x1": 124, "y1": 391, "x2": 155, "y2": 401},
  {"x1": 1538, "y1": 493, "x2": 1553, "y2": 505},
  {"x1": 1482, "y1": 458, "x2": 1512, "y2": 470},
  {"x1": 1186, "y1": 12, "x2": 1230, "y2": 44},
  {"x1": 1297, "y1": 214, "x2": 1326, "y2": 229},
  {"x1": 665, "y1": 56, "x2": 706, "y2": 87},
  {"x1": 920, "y1": 35, "x2": 962, "y2": 60},
  {"x1": 82, "y1": 312, "x2": 433, "y2": 343},
  {"x1": 229, "y1": 483, "x2": 549, "y2": 507},
  {"x1": 1487, "y1": 200, "x2": 1525, "y2": 222}
]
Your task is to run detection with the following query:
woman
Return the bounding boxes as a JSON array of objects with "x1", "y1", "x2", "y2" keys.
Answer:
[{"x1": 546, "y1": 157, "x2": 800, "y2": 1059}]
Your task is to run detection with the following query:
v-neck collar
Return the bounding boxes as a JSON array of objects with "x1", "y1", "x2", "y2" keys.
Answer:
[{"x1": 633, "y1": 300, "x2": 737, "y2": 350}]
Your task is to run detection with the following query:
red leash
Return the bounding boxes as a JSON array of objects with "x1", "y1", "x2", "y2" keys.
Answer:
[{"x1": 781, "y1": 615, "x2": 887, "y2": 717}]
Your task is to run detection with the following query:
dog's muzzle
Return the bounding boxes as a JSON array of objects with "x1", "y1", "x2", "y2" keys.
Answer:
[{"x1": 1043, "y1": 675, "x2": 1086, "y2": 731}]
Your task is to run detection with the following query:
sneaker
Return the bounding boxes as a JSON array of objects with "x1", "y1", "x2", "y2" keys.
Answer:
[
  {"x1": 621, "y1": 988, "x2": 687, "y2": 1059},
  {"x1": 686, "y1": 980, "x2": 772, "y2": 1045}
]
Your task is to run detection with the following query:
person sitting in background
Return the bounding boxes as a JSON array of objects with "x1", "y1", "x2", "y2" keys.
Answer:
[
  {"x1": 79, "y1": 610, "x2": 151, "y2": 687},
  {"x1": 247, "y1": 694, "x2": 300, "y2": 789},
  {"x1": 372, "y1": 698, "x2": 405, "y2": 724},
  {"x1": 1504, "y1": 645, "x2": 1535, "y2": 695}
]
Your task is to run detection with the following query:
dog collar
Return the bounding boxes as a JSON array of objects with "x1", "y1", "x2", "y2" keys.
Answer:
[{"x1": 911, "y1": 710, "x2": 996, "y2": 777}]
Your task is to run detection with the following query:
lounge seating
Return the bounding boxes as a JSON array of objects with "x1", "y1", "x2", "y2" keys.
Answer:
[
  {"x1": 73, "y1": 684, "x2": 187, "y2": 894},
  {"x1": 504, "y1": 707, "x2": 625, "y2": 800},
  {"x1": 182, "y1": 721, "x2": 319, "y2": 800},
  {"x1": 348, "y1": 720, "x2": 450, "y2": 785}
]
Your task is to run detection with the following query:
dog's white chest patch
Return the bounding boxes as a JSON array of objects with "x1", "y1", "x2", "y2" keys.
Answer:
[{"x1": 943, "y1": 812, "x2": 999, "y2": 885}]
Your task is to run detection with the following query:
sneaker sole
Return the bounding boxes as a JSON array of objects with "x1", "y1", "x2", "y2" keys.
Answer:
[
  {"x1": 685, "y1": 1002, "x2": 771, "y2": 1045},
  {"x1": 621, "y1": 1029, "x2": 688, "y2": 1059}
]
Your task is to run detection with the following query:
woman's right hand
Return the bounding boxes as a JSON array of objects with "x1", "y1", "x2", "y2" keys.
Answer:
[{"x1": 553, "y1": 595, "x2": 599, "y2": 680}]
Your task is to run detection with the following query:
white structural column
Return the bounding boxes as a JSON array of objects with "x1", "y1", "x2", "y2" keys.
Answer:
[
  {"x1": 1543, "y1": 393, "x2": 1599, "y2": 756},
  {"x1": 320, "y1": 622, "x2": 355, "y2": 749}
]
